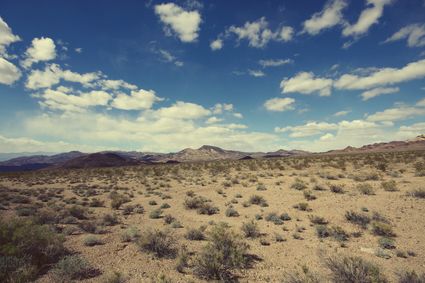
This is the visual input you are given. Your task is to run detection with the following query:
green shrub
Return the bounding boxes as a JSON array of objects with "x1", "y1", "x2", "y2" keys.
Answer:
[
  {"x1": 371, "y1": 221, "x2": 395, "y2": 237},
  {"x1": 410, "y1": 188, "x2": 425, "y2": 199},
  {"x1": 291, "y1": 179, "x2": 307, "y2": 190},
  {"x1": 357, "y1": 183, "x2": 375, "y2": 195},
  {"x1": 316, "y1": 225, "x2": 330, "y2": 238},
  {"x1": 283, "y1": 265, "x2": 321, "y2": 283},
  {"x1": 121, "y1": 227, "x2": 140, "y2": 243},
  {"x1": 325, "y1": 255, "x2": 388, "y2": 283},
  {"x1": 51, "y1": 255, "x2": 98, "y2": 282},
  {"x1": 345, "y1": 211, "x2": 370, "y2": 229},
  {"x1": 197, "y1": 203, "x2": 219, "y2": 215},
  {"x1": 249, "y1": 195, "x2": 268, "y2": 206},
  {"x1": 398, "y1": 271, "x2": 425, "y2": 283},
  {"x1": 330, "y1": 184, "x2": 345, "y2": 194},
  {"x1": 378, "y1": 237, "x2": 395, "y2": 249},
  {"x1": 185, "y1": 227, "x2": 205, "y2": 240},
  {"x1": 102, "y1": 213, "x2": 119, "y2": 226},
  {"x1": 381, "y1": 180, "x2": 398, "y2": 192},
  {"x1": 103, "y1": 271, "x2": 127, "y2": 283},
  {"x1": 84, "y1": 235, "x2": 103, "y2": 247},
  {"x1": 225, "y1": 207, "x2": 239, "y2": 217},
  {"x1": 309, "y1": 215, "x2": 328, "y2": 225},
  {"x1": 241, "y1": 220, "x2": 260, "y2": 238},
  {"x1": 149, "y1": 209, "x2": 163, "y2": 219},
  {"x1": 194, "y1": 223, "x2": 249, "y2": 280},
  {"x1": 137, "y1": 229, "x2": 177, "y2": 258},
  {"x1": 0, "y1": 218, "x2": 66, "y2": 282},
  {"x1": 110, "y1": 192, "x2": 130, "y2": 210}
]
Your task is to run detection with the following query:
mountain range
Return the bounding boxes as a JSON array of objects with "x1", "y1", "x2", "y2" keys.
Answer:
[{"x1": 0, "y1": 135, "x2": 424, "y2": 172}]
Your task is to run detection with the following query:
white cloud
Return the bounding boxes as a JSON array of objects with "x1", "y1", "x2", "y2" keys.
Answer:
[
  {"x1": 21, "y1": 37, "x2": 56, "y2": 69},
  {"x1": 320, "y1": 133, "x2": 334, "y2": 141},
  {"x1": 361, "y1": 86, "x2": 399, "y2": 100},
  {"x1": 158, "y1": 49, "x2": 184, "y2": 66},
  {"x1": 366, "y1": 106, "x2": 425, "y2": 122},
  {"x1": 0, "y1": 134, "x2": 109, "y2": 153},
  {"x1": 154, "y1": 101, "x2": 211, "y2": 120},
  {"x1": 111, "y1": 89, "x2": 163, "y2": 110},
  {"x1": 302, "y1": 0, "x2": 348, "y2": 35},
  {"x1": 226, "y1": 17, "x2": 293, "y2": 48},
  {"x1": 210, "y1": 39, "x2": 223, "y2": 50},
  {"x1": 36, "y1": 88, "x2": 112, "y2": 112},
  {"x1": 280, "y1": 72, "x2": 333, "y2": 96},
  {"x1": 248, "y1": 69, "x2": 266, "y2": 77},
  {"x1": 25, "y1": 64, "x2": 101, "y2": 89},
  {"x1": 99, "y1": 79, "x2": 137, "y2": 91},
  {"x1": 417, "y1": 97, "x2": 425, "y2": 107},
  {"x1": 233, "y1": 113, "x2": 243, "y2": 119},
  {"x1": 275, "y1": 121, "x2": 338, "y2": 137},
  {"x1": 154, "y1": 3, "x2": 201, "y2": 43},
  {"x1": 206, "y1": 116, "x2": 223, "y2": 124},
  {"x1": 212, "y1": 103, "x2": 233, "y2": 114},
  {"x1": 75, "y1": 48, "x2": 82, "y2": 53},
  {"x1": 0, "y1": 57, "x2": 21, "y2": 85},
  {"x1": 384, "y1": 23, "x2": 425, "y2": 47},
  {"x1": 342, "y1": 0, "x2": 392, "y2": 37},
  {"x1": 259, "y1": 58, "x2": 292, "y2": 68},
  {"x1": 264, "y1": 97, "x2": 295, "y2": 112},
  {"x1": 0, "y1": 17, "x2": 21, "y2": 55},
  {"x1": 334, "y1": 110, "x2": 351, "y2": 117},
  {"x1": 335, "y1": 59, "x2": 425, "y2": 90}
]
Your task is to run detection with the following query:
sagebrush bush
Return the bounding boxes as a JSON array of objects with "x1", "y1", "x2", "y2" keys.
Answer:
[
  {"x1": 398, "y1": 271, "x2": 425, "y2": 283},
  {"x1": 410, "y1": 188, "x2": 425, "y2": 199},
  {"x1": 185, "y1": 227, "x2": 205, "y2": 240},
  {"x1": 249, "y1": 195, "x2": 268, "y2": 206},
  {"x1": 51, "y1": 255, "x2": 98, "y2": 282},
  {"x1": 0, "y1": 218, "x2": 66, "y2": 283},
  {"x1": 241, "y1": 220, "x2": 260, "y2": 238},
  {"x1": 137, "y1": 229, "x2": 177, "y2": 258},
  {"x1": 194, "y1": 223, "x2": 249, "y2": 280},
  {"x1": 345, "y1": 210, "x2": 370, "y2": 229},
  {"x1": 381, "y1": 180, "x2": 398, "y2": 192},
  {"x1": 371, "y1": 221, "x2": 395, "y2": 237},
  {"x1": 325, "y1": 255, "x2": 388, "y2": 283}
]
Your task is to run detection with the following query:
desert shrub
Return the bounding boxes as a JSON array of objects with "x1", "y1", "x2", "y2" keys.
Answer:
[
  {"x1": 184, "y1": 196, "x2": 208, "y2": 209},
  {"x1": 330, "y1": 184, "x2": 345, "y2": 194},
  {"x1": 122, "y1": 205, "x2": 134, "y2": 215},
  {"x1": 160, "y1": 203, "x2": 170, "y2": 209},
  {"x1": 103, "y1": 271, "x2": 127, "y2": 283},
  {"x1": 194, "y1": 223, "x2": 249, "y2": 280},
  {"x1": 309, "y1": 215, "x2": 328, "y2": 225},
  {"x1": 398, "y1": 271, "x2": 425, "y2": 283},
  {"x1": 175, "y1": 246, "x2": 189, "y2": 273},
  {"x1": 381, "y1": 180, "x2": 398, "y2": 192},
  {"x1": 378, "y1": 237, "x2": 395, "y2": 249},
  {"x1": 313, "y1": 184, "x2": 327, "y2": 191},
  {"x1": 293, "y1": 202, "x2": 310, "y2": 211},
  {"x1": 16, "y1": 205, "x2": 37, "y2": 216},
  {"x1": 163, "y1": 214, "x2": 176, "y2": 225},
  {"x1": 257, "y1": 184, "x2": 267, "y2": 191},
  {"x1": 410, "y1": 188, "x2": 425, "y2": 199},
  {"x1": 283, "y1": 265, "x2": 321, "y2": 283},
  {"x1": 149, "y1": 200, "x2": 157, "y2": 206},
  {"x1": 331, "y1": 226, "x2": 349, "y2": 242},
  {"x1": 241, "y1": 220, "x2": 260, "y2": 238},
  {"x1": 84, "y1": 235, "x2": 103, "y2": 247},
  {"x1": 225, "y1": 207, "x2": 239, "y2": 217},
  {"x1": 316, "y1": 225, "x2": 330, "y2": 238},
  {"x1": 51, "y1": 255, "x2": 98, "y2": 282},
  {"x1": 325, "y1": 255, "x2": 387, "y2": 283},
  {"x1": 149, "y1": 209, "x2": 163, "y2": 219},
  {"x1": 170, "y1": 220, "x2": 183, "y2": 229},
  {"x1": 265, "y1": 212, "x2": 284, "y2": 225},
  {"x1": 345, "y1": 211, "x2": 370, "y2": 229},
  {"x1": 110, "y1": 192, "x2": 130, "y2": 210},
  {"x1": 0, "y1": 218, "x2": 66, "y2": 282},
  {"x1": 357, "y1": 183, "x2": 375, "y2": 195},
  {"x1": 197, "y1": 203, "x2": 219, "y2": 215},
  {"x1": 185, "y1": 227, "x2": 205, "y2": 240},
  {"x1": 249, "y1": 195, "x2": 268, "y2": 206},
  {"x1": 371, "y1": 221, "x2": 395, "y2": 237},
  {"x1": 137, "y1": 229, "x2": 177, "y2": 258},
  {"x1": 121, "y1": 227, "x2": 140, "y2": 243},
  {"x1": 102, "y1": 213, "x2": 119, "y2": 226},
  {"x1": 303, "y1": 190, "x2": 317, "y2": 200},
  {"x1": 78, "y1": 220, "x2": 102, "y2": 234},
  {"x1": 89, "y1": 198, "x2": 104, "y2": 207},
  {"x1": 291, "y1": 179, "x2": 307, "y2": 190}
]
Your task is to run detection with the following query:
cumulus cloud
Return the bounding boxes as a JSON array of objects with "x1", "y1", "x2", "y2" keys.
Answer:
[
  {"x1": 0, "y1": 17, "x2": 21, "y2": 55},
  {"x1": 334, "y1": 110, "x2": 351, "y2": 117},
  {"x1": 212, "y1": 103, "x2": 233, "y2": 114},
  {"x1": 25, "y1": 64, "x2": 101, "y2": 89},
  {"x1": 366, "y1": 106, "x2": 425, "y2": 122},
  {"x1": 206, "y1": 116, "x2": 223, "y2": 124},
  {"x1": 154, "y1": 101, "x2": 211, "y2": 120},
  {"x1": 111, "y1": 89, "x2": 163, "y2": 110},
  {"x1": 225, "y1": 17, "x2": 293, "y2": 48},
  {"x1": 21, "y1": 37, "x2": 56, "y2": 69},
  {"x1": 361, "y1": 86, "x2": 399, "y2": 100},
  {"x1": 0, "y1": 57, "x2": 21, "y2": 85},
  {"x1": 264, "y1": 97, "x2": 295, "y2": 112},
  {"x1": 259, "y1": 58, "x2": 292, "y2": 68},
  {"x1": 210, "y1": 39, "x2": 223, "y2": 50},
  {"x1": 154, "y1": 3, "x2": 201, "y2": 43},
  {"x1": 99, "y1": 79, "x2": 137, "y2": 91},
  {"x1": 275, "y1": 121, "x2": 339, "y2": 137},
  {"x1": 384, "y1": 23, "x2": 425, "y2": 47},
  {"x1": 334, "y1": 59, "x2": 425, "y2": 90},
  {"x1": 342, "y1": 0, "x2": 392, "y2": 37},
  {"x1": 302, "y1": 0, "x2": 348, "y2": 35},
  {"x1": 280, "y1": 72, "x2": 333, "y2": 96},
  {"x1": 36, "y1": 88, "x2": 112, "y2": 112}
]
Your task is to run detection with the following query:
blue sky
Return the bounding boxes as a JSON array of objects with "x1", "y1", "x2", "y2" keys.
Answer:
[{"x1": 0, "y1": 0, "x2": 424, "y2": 153}]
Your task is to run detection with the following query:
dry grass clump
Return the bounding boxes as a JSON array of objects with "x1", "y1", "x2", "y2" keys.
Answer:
[{"x1": 137, "y1": 229, "x2": 177, "y2": 258}]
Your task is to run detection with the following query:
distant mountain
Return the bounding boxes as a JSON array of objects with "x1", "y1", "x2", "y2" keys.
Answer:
[
  {"x1": 58, "y1": 152, "x2": 143, "y2": 169},
  {"x1": 325, "y1": 135, "x2": 425, "y2": 155},
  {"x1": 1, "y1": 135, "x2": 424, "y2": 172},
  {"x1": 0, "y1": 152, "x2": 56, "y2": 162}
]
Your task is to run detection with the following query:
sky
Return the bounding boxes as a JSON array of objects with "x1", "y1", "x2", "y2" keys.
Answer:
[{"x1": 0, "y1": 0, "x2": 425, "y2": 153}]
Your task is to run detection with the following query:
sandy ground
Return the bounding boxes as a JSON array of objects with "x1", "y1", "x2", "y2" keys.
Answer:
[{"x1": 1, "y1": 152, "x2": 424, "y2": 282}]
